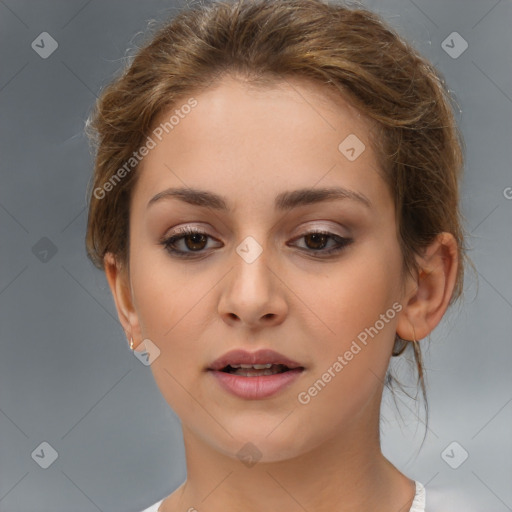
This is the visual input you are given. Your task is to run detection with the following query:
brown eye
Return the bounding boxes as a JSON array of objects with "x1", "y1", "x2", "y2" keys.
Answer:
[
  {"x1": 303, "y1": 232, "x2": 330, "y2": 250},
  {"x1": 291, "y1": 230, "x2": 353, "y2": 257},
  {"x1": 161, "y1": 228, "x2": 352, "y2": 259},
  {"x1": 182, "y1": 232, "x2": 208, "y2": 251},
  {"x1": 161, "y1": 227, "x2": 218, "y2": 258}
]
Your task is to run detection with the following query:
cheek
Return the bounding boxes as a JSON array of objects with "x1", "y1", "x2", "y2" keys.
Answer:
[
  {"x1": 304, "y1": 245, "x2": 403, "y2": 341},
  {"x1": 130, "y1": 244, "x2": 203, "y2": 335},
  {"x1": 130, "y1": 253, "x2": 211, "y2": 418},
  {"x1": 128, "y1": 251, "x2": 210, "y2": 405},
  {"x1": 297, "y1": 238, "x2": 403, "y2": 410}
]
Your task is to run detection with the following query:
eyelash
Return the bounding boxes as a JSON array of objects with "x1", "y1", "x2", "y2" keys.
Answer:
[{"x1": 160, "y1": 227, "x2": 353, "y2": 259}]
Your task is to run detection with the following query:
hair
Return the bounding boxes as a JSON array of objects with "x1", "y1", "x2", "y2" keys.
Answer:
[{"x1": 85, "y1": 0, "x2": 468, "y2": 442}]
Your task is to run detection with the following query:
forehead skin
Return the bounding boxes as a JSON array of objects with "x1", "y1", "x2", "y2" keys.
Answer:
[{"x1": 131, "y1": 75, "x2": 392, "y2": 235}]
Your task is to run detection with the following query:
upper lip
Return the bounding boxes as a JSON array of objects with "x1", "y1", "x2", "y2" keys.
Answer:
[{"x1": 207, "y1": 349, "x2": 304, "y2": 371}]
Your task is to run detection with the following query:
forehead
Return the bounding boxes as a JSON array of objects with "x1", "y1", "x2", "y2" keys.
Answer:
[{"x1": 132, "y1": 75, "x2": 386, "y2": 213}]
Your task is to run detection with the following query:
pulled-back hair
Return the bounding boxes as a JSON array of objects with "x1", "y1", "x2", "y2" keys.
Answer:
[{"x1": 85, "y1": 0, "x2": 468, "y2": 434}]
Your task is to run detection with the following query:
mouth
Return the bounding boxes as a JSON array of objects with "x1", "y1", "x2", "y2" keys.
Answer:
[
  {"x1": 208, "y1": 360, "x2": 305, "y2": 399},
  {"x1": 206, "y1": 348, "x2": 305, "y2": 398},
  {"x1": 217, "y1": 363, "x2": 303, "y2": 377},
  {"x1": 206, "y1": 348, "x2": 305, "y2": 374}
]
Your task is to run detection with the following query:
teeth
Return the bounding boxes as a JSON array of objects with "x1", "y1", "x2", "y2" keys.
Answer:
[
  {"x1": 232, "y1": 366, "x2": 284, "y2": 377},
  {"x1": 230, "y1": 363, "x2": 273, "y2": 369}
]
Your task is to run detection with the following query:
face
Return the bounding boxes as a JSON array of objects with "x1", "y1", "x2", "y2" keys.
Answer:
[{"x1": 116, "y1": 75, "x2": 412, "y2": 462}]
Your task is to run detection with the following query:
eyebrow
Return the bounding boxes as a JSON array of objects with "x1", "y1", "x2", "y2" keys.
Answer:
[{"x1": 146, "y1": 186, "x2": 372, "y2": 212}]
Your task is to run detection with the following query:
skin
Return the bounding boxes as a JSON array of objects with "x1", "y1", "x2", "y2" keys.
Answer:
[{"x1": 104, "y1": 75, "x2": 458, "y2": 512}]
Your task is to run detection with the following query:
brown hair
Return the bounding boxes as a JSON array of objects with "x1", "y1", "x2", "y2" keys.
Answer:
[{"x1": 85, "y1": 0, "x2": 468, "y2": 436}]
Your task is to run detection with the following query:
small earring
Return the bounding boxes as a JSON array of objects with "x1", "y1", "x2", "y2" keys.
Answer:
[{"x1": 129, "y1": 338, "x2": 134, "y2": 350}]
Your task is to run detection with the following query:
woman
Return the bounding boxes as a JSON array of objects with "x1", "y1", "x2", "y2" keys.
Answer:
[{"x1": 85, "y1": 1, "x2": 467, "y2": 510}]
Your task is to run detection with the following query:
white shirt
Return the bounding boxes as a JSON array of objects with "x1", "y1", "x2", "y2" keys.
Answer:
[{"x1": 140, "y1": 480, "x2": 426, "y2": 512}]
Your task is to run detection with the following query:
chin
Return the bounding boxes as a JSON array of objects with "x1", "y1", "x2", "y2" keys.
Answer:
[{"x1": 211, "y1": 423, "x2": 312, "y2": 465}]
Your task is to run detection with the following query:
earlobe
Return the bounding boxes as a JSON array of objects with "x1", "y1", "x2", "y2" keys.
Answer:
[
  {"x1": 104, "y1": 252, "x2": 142, "y2": 345},
  {"x1": 396, "y1": 232, "x2": 458, "y2": 341}
]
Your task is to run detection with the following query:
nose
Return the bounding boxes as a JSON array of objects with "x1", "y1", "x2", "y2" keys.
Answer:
[{"x1": 217, "y1": 241, "x2": 288, "y2": 329}]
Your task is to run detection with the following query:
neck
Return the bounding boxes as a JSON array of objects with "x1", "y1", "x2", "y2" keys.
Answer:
[{"x1": 170, "y1": 417, "x2": 416, "y2": 512}]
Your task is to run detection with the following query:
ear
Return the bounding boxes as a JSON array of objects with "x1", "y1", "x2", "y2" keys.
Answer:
[
  {"x1": 396, "y1": 232, "x2": 458, "y2": 341},
  {"x1": 104, "y1": 252, "x2": 144, "y2": 351}
]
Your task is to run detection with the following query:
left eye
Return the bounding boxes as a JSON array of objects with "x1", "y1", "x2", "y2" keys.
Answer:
[
  {"x1": 292, "y1": 230, "x2": 353, "y2": 255},
  {"x1": 160, "y1": 228, "x2": 352, "y2": 258}
]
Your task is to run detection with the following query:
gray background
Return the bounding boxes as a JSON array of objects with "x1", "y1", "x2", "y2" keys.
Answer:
[{"x1": 0, "y1": 0, "x2": 510, "y2": 511}]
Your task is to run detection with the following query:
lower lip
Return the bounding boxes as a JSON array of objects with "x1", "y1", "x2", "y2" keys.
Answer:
[{"x1": 208, "y1": 368, "x2": 304, "y2": 399}]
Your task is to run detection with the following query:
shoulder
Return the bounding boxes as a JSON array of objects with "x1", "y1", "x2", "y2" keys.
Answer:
[
  {"x1": 140, "y1": 498, "x2": 164, "y2": 512},
  {"x1": 141, "y1": 482, "x2": 185, "y2": 512},
  {"x1": 409, "y1": 481, "x2": 426, "y2": 512}
]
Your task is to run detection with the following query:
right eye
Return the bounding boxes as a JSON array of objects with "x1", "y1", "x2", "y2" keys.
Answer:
[{"x1": 160, "y1": 227, "x2": 221, "y2": 258}]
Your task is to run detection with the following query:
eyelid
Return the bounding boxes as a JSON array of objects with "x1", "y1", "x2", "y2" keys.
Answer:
[
  {"x1": 291, "y1": 221, "x2": 350, "y2": 238},
  {"x1": 164, "y1": 221, "x2": 349, "y2": 242},
  {"x1": 160, "y1": 223, "x2": 354, "y2": 259},
  {"x1": 163, "y1": 224, "x2": 213, "y2": 238}
]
